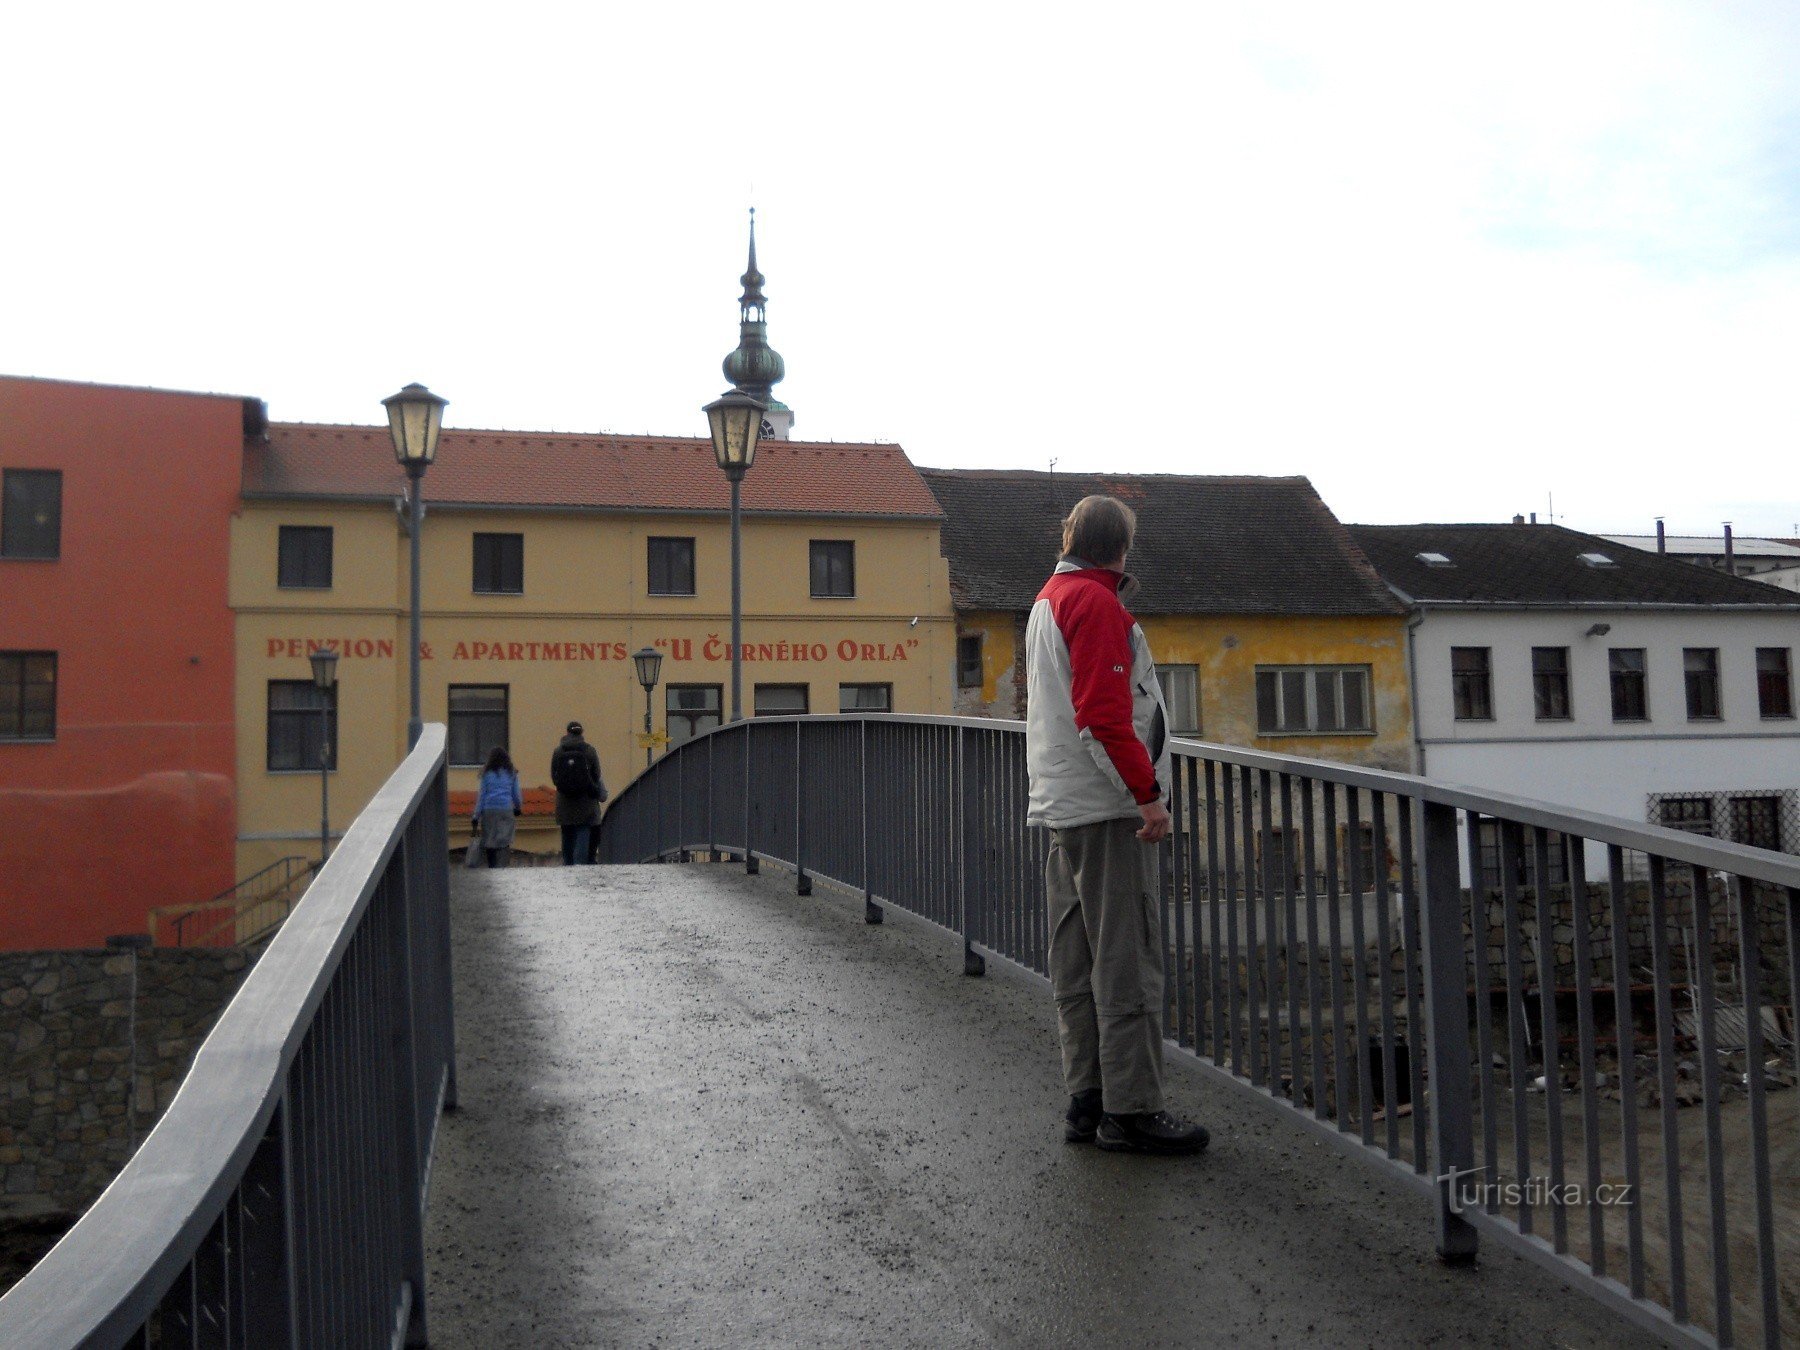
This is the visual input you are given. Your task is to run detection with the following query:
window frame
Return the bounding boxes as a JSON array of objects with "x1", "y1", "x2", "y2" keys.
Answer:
[
  {"x1": 1451, "y1": 646, "x2": 1493, "y2": 721},
  {"x1": 647, "y1": 536, "x2": 697, "y2": 597},
  {"x1": 1658, "y1": 795, "x2": 1714, "y2": 837},
  {"x1": 447, "y1": 684, "x2": 510, "y2": 768},
  {"x1": 1531, "y1": 646, "x2": 1572, "y2": 721},
  {"x1": 666, "y1": 683, "x2": 723, "y2": 748},
  {"x1": 266, "y1": 678, "x2": 337, "y2": 772},
  {"x1": 1609, "y1": 647, "x2": 1649, "y2": 722},
  {"x1": 0, "y1": 651, "x2": 57, "y2": 741},
  {"x1": 1756, "y1": 647, "x2": 1793, "y2": 720},
  {"x1": 809, "y1": 540, "x2": 856, "y2": 599},
  {"x1": 277, "y1": 524, "x2": 334, "y2": 590},
  {"x1": 1156, "y1": 664, "x2": 1201, "y2": 734},
  {"x1": 1728, "y1": 794, "x2": 1782, "y2": 851},
  {"x1": 1253, "y1": 664, "x2": 1373, "y2": 736},
  {"x1": 1, "y1": 469, "x2": 62, "y2": 560},
  {"x1": 838, "y1": 682, "x2": 893, "y2": 713},
  {"x1": 1683, "y1": 647, "x2": 1722, "y2": 721},
  {"x1": 956, "y1": 633, "x2": 984, "y2": 689},
  {"x1": 472, "y1": 532, "x2": 525, "y2": 595},
  {"x1": 753, "y1": 683, "x2": 810, "y2": 716}
]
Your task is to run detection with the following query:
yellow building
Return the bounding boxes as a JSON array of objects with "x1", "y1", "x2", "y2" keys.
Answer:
[
  {"x1": 231, "y1": 427, "x2": 954, "y2": 872},
  {"x1": 921, "y1": 469, "x2": 1415, "y2": 772}
]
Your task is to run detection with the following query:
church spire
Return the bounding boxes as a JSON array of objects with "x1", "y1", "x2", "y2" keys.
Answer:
[{"x1": 722, "y1": 208, "x2": 792, "y2": 438}]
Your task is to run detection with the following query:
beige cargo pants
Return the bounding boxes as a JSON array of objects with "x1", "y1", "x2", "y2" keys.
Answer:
[{"x1": 1046, "y1": 817, "x2": 1165, "y2": 1115}]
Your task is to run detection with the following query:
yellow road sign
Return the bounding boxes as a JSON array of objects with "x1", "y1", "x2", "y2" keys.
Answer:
[{"x1": 635, "y1": 731, "x2": 671, "y2": 748}]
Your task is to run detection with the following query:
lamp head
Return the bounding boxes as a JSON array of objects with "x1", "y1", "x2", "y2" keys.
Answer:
[
  {"x1": 382, "y1": 382, "x2": 448, "y2": 470},
  {"x1": 703, "y1": 387, "x2": 767, "y2": 481},
  {"x1": 309, "y1": 646, "x2": 339, "y2": 690},
  {"x1": 632, "y1": 645, "x2": 664, "y2": 690}
]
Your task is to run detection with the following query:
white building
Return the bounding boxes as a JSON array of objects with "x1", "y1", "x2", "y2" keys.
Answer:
[
  {"x1": 1349, "y1": 523, "x2": 1800, "y2": 878},
  {"x1": 1601, "y1": 531, "x2": 1800, "y2": 593}
]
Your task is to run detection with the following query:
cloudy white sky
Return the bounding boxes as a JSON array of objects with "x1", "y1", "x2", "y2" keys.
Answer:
[{"x1": 5, "y1": 2, "x2": 1799, "y2": 537}]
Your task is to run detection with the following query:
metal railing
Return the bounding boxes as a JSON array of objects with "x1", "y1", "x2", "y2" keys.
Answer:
[
  {"x1": 157, "y1": 856, "x2": 314, "y2": 948},
  {"x1": 0, "y1": 726, "x2": 457, "y2": 1350},
  {"x1": 599, "y1": 714, "x2": 1799, "y2": 1350}
]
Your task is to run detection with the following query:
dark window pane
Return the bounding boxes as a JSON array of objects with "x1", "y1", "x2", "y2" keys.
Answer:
[
  {"x1": 2, "y1": 470, "x2": 61, "y2": 559},
  {"x1": 754, "y1": 684, "x2": 809, "y2": 715},
  {"x1": 1532, "y1": 647, "x2": 1571, "y2": 720},
  {"x1": 1683, "y1": 647, "x2": 1720, "y2": 719},
  {"x1": 267, "y1": 679, "x2": 336, "y2": 770},
  {"x1": 1452, "y1": 647, "x2": 1492, "y2": 720},
  {"x1": 448, "y1": 684, "x2": 508, "y2": 766},
  {"x1": 278, "y1": 525, "x2": 333, "y2": 588},
  {"x1": 1278, "y1": 671, "x2": 1307, "y2": 731},
  {"x1": 1313, "y1": 670, "x2": 1342, "y2": 732},
  {"x1": 473, "y1": 533, "x2": 524, "y2": 594},
  {"x1": 1339, "y1": 668, "x2": 1369, "y2": 731},
  {"x1": 810, "y1": 541, "x2": 854, "y2": 597},
  {"x1": 957, "y1": 634, "x2": 983, "y2": 688},
  {"x1": 1254, "y1": 671, "x2": 1278, "y2": 732},
  {"x1": 0, "y1": 652, "x2": 56, "y2": 739},
  {"x1": 839, "y1": 683, "x2": 891, "y2": 712},
  {"x1": 1659, "y1": 797, "x2": 1714, "y2": 836},
  {"x1": 648, "y1": 537, "x2": 695, "y2": 596},
  {"x1": 1610, "y1": 648, "x2": 1648, "y2": 720},
  {"x1": 1729, "y1": 795, "x2": 1781, "y2": 850},
  {"x1": 1756, "y1": 647, "x2": 1792, "y2": 718}
]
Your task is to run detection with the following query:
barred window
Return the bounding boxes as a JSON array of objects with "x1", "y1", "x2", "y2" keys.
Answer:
[
  {"x1": 1658, "y1": 797, "x2": 1714, "y2": 836},
  {"x1": 1728, "y1": 795, "x2": 1782, "y2": 851}
]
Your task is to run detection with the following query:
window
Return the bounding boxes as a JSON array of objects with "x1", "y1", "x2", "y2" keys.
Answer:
[
  {"x1": 1474, "y1": 821, "x2": 1569, "y2": 889},
  {"x1": 0, "y1": 652, "x2": 56, "y2": 740},
  {"x1": 957, "y1": 634, "x2": 984, "y2": 689},
  {"x1": 1340, "y1": 823, "x2": 1380, "y2": 887},
  {"x1": 473, "y1": 533, "x2": 524, "y2": 594},
  {"x1": 1254, "y1": 665, "x2": 1371, "y2": 735},
  {"x1": 1610, "y1": 648, "x2": 1648, "y2": 721},
  {"x1": 809, "y1": 540, "x2": 855, "y2": 598},
  {"x1": 1729, "y1": 795, "x2": 1782, "y2": 851},
  {"x1": 754, "y1": 684, "x2": 809, "y2": 716},
  {"x1": 1531, "y1": 647, "x2": 1571, "y2": 720},
  {"x1": 1157, "y1": 665, "x2": 1201, "y2": 733},
  {"x1": 277, "y1": 525, "x2": 333, "y2": 589},
  {"x1": 1451, "y1": 647, "x2": 1492, "y2": 721},
  {"x1": 1684, "y1": 648, "x2": 1721, "y2": 720},
  {"x1": 647, "y1": 537, "x2": 695, "y2": 596},
  {"x1": 839, "y1": 683, "x2": 892, "y2": 712},
  {"x1": 1659, "y1": 796, "x2": 1714, "y2": 836},
  {"x1": 267, "y1": 680, "x2": 336, "y2": 771},
  {"x1": 448, "y1": 685, "x2": 509, "y2": 767},
  {"x1": 666, "y1": 685, "x2": 721, "y2": 747},
  {"x1": 1, "y1": 470, "x2": 61, "y2": 559},
  {"x1": 1756, "y1": 648, "x2": 1793, "y2": 719}
]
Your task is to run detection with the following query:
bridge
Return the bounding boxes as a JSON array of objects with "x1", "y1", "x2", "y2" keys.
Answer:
[{"x1": 0, "y1": 717, "x2": 1794, "y2": 1347}]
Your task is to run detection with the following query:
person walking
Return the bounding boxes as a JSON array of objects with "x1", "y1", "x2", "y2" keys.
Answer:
[
  {"x1": 1024, "y1": 494, "x2": 1209, "y2": 1156},
  {"x1": 551, "y1": 721, "x2": 606, "y2": 865},
  {"x1": 472, "y1": 746, "x2": 523, "y2": 868}
]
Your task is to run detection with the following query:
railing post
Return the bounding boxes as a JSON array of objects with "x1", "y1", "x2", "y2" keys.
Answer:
[
  {"x1": 239, "y1": 1104, "x2": 299, "y2": 1347},
  {"x1": 743, "y1": 722, "x2": 760, "y2": 874},
  {"x1": 1418, "y1": 798, "x2": 1478, "y2": 1264},
  {"x1": 386, "y1": 836, "x2": 434, "y2": 1345},
  {"x1": 862, "y1": 719, "x2": 882, "y2": 924},
  {"x1": 795, "y1": 721, "x2": 812, "y2": 894},
  {"x1": 960, "y1": 726, "x2": 985, "y2": 976}
]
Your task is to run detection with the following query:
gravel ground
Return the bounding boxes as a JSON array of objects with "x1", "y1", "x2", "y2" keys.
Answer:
[{"x1": 423, "y1": 863, "x2": 1662, "y2": 1349}]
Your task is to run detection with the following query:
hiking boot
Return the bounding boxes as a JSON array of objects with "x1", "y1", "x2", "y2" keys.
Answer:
[
  {"x1": 1095, "y1": 1110, "x2": 1211, "y2": 1156},
  {"x1": 1063, "y1": 1089, "x2": 1104, "y2": 1143}
]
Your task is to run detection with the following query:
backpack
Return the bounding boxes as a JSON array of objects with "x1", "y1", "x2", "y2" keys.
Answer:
[{"x1": 552, "y1": 745, "x2": 593, "y2": 797}]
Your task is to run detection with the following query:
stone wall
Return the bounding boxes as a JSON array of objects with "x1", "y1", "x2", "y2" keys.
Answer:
[{"x1": 0, "y1": 948, "x2": 255, "y2": 1214}]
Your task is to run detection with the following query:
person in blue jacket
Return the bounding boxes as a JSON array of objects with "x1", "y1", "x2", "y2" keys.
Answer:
[{"x1": 472, "y1": 746, "x2": 523, "y2": 868}]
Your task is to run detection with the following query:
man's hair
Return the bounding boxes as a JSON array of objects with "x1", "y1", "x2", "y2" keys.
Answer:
[{"x1": 1061, "y1": 494, "x2": 1137, "y2": 565}]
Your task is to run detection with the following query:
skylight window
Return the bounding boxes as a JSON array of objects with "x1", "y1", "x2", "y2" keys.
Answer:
[
  {"x1": 1577, "y1": 552, "x2": 1617, "y2": 568},
  {"x1": 1416, "y1": 551, "x2": 1454, "y2": 568}
]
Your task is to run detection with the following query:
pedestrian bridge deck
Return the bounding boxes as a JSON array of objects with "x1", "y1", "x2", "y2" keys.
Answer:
[{"x1": 423, "y1": 864, "x2": 1653, "y2": 1348}]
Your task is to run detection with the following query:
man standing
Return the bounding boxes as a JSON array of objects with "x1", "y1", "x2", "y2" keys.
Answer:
[
  {"x1": 551, "y1": 721, "x2": 606, "y2": 866},
  {"x1": 1025, "y1": 495, "x2": 1209, "y2": 1155}
]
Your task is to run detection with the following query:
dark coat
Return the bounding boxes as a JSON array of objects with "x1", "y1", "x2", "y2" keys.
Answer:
[{"x1": 552, "y1": 734, "x2": 606, "y2": 827}]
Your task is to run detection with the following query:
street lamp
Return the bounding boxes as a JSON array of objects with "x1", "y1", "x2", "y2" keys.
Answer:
[
  {"x1": 632, "y1": 646, "x2": 664, "y2": 769},
  {"x1": 382, "y1": 381, "x2": 447, "y2": 750},
  {"x1": 308, "y1": 646, "x2": 339, "y2": 866},
  {"x1": 703, "y1": 387, "x2": 766, "y2": 722}
]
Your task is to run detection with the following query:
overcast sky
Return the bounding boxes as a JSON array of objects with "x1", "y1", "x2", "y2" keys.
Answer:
[{"x1": 5, "y1": 2, "x2": 1800, "y2": 537}]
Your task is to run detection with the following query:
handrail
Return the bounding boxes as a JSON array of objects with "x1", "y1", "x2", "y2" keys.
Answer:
[
  {"x1": 0, "y1": 726, "x2": 456, "y2": 1349},
  {"x1": 174, "y1": 857, "x2": 314, "y2": 949},
  {"x1": 600, "y1": 714, "x2": 1799, "y2": 1349}
]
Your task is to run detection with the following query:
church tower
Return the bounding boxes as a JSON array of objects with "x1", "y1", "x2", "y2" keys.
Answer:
[{"x1": 721, "y1": 209, "x2": 793, "y2": 439}]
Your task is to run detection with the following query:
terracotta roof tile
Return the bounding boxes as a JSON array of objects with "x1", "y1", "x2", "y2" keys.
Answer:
[{"x1": 245, "y1": 424, "x2": 943, "y2": 520}]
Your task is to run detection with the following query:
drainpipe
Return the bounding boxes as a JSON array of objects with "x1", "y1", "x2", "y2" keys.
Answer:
[{"x1": 1404, "y1": 608, "x2": 1427, "y2": 776}]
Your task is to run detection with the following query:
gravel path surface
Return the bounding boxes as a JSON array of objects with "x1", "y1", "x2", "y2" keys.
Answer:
[{"x1": 423, "y1": 863, "x2": 1658, "y2": 1349}]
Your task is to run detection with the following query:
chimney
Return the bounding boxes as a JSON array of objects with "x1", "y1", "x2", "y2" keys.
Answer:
[
  {"x1": 1529, "y1": 511, "x2": 1538, "y2": 525},
  {"x1": 1655, "y1": 518, "x2": 1665, "y2": 553},
  {"x1": 1724, "y1": 522, "x2": 1735, "y2": 573},
  {"x1": 1511, "y1": 513, "x2": 1525, "y2": 526}
]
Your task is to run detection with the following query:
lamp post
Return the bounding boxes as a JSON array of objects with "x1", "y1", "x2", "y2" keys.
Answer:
[
  {"x1": 382, "y1": 382, "x2": 447, "y2": 750},
  {"x1": 308, "y1": 646, "x2": 338, "y2": 866},
  {"x1": 703, "y1": 388, "x2": 766, "y2": 722},
  {"x1": 632, "y1": 646, "x2": 664, "y2": 769}
]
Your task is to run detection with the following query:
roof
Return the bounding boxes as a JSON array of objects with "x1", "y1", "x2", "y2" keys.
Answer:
[
  {"x1": 1601, "y1": 533, "x2": 1800, "y2": 560},
  {"x1": 243, "y1": 424, "x2": 943, "y2": 520},
  {"x1": 919, "y1": 469, "x2": 1404, "y2": 616},
  {"x1": 1347, "y1": 523, "x2": 1800, "y2": 607}
]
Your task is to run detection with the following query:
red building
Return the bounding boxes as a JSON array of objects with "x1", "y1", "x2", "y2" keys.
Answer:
[{"x1": 0, "y1": 376, "x2": 253, "y2": 949}]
